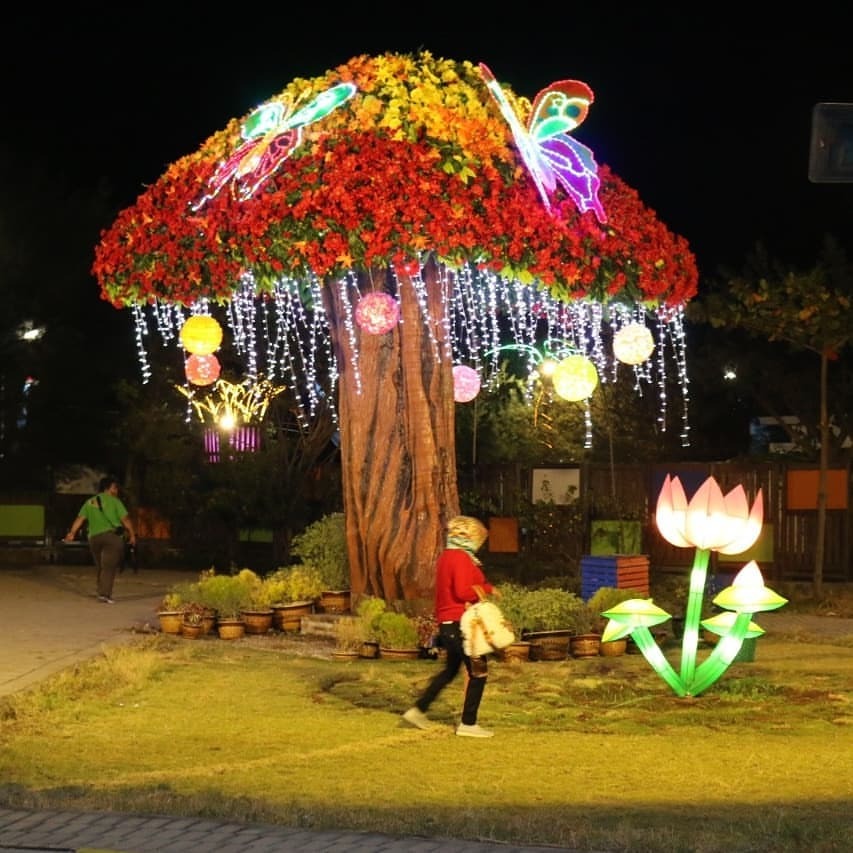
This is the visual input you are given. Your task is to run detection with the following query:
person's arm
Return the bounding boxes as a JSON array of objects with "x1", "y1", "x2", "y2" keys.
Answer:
[
  {"x1": 64, "y1": 516, "x2": 85, "y2": 542},
  {"x1": 121, "y1": 514, "x2": 137, "y2": 546}
]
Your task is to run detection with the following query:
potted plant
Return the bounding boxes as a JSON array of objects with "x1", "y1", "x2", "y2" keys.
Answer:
[
  {"x1": 497, "y1": 585, "x2": 585, "y2": 660},
  {"x1": 180, "y1": 601, "x2": 207, "y2": 639},
  {"x1": 374, "y1": 611, "x2": 419, "y2": 659},
  {"x1": 157, "y1": 590, "x2": 186, "y2": 635},
  {"x1": 238, "y1": 568, "x2": 275, "y2": 635},
  {"x1": 353, "y1": 595, "x2": 386, "y2": 658},
  {"x1": 332, "y1": 615, "x2": 366, "y2": 660},
  {"x1": 265, "y1": 564, "x2": 326, "y2": 631},
  {"x1": 194, "y1": 571, "x2": 253, "y2": 639},
  {"x1": 490, "y1": 583, "x2": 533, "y2": 662},
  {"x1": 291, "y1": 513, "x2": 351, "y2": 612},
  {"x1": 566, "y1": 601, "x2": 602, "y2": 658}
]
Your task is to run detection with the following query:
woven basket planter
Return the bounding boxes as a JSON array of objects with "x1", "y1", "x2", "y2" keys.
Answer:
[{"x1": 526, "y1": 630, "x2": 571, "y2": 661}]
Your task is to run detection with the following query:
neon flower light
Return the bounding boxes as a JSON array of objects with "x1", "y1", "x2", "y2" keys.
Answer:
[
  {"x1": 453, "y1": 365, "x2": 481, "y2": 402},
  {"x1": 602, "y1": 475, "x2": 787, "y2": 697},
  {"x1": 176, "y1": 378, "x2": 286, "y2": 428},
  {"x1": 193, "y1": 82, "x2": 357, "y2": 209},
  {"x1": 355, "y1": 292, "x2": 400, "y2": 335},
  {"x1": 479, "y1": 63, "x2": 606, "y2": 222}
]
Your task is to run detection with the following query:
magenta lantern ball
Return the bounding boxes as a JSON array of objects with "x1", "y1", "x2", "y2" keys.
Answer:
[
  {"x1": 355, "y1": 292, "x2": 400, "y2": 335},
  {"x1": 453, "y1": 365, "x2": 481, "y2": 403}
]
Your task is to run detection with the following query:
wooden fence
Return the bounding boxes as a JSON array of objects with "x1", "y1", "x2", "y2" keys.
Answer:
[{"x1": 459, "y1": 461, "x2": 852, "y2": 583}]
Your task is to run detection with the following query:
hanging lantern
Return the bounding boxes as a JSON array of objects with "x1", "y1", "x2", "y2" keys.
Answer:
[
  {"x1": 180, "y1": 315, "x2": 223, "y2": 355},
  {"x1": 355, "y1": 292, "x2": 400, "y2": 335},
  {"x1": 453, "y1": 365, "x2": 481, "y2": 403},
  {"x1": 185, "y1": 353, "x2": 221, "y2": 386},
  {"x1": 552, "y1": 355, "x2": 598, "y2": 401},
  {"x1": 613, "y1": 323, "x2": 655, "y2": 365}
]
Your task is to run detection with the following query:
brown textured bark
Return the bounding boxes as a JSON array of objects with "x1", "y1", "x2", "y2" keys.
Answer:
[{"x1": 323, "y1": 258, "x2": 460, "y2": 601}]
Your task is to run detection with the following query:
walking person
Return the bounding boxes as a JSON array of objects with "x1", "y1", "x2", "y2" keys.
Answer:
[
  {"x1": 402, "y1": 515, "x2": 498, "y2": 737},
  {"x1": 63, "y1": 476, "x2": 136, "y2": 604}
]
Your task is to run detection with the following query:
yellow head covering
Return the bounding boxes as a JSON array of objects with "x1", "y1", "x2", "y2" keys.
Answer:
[{"x1": 446, "y1": 515, "x2": 488, "y2": 557}]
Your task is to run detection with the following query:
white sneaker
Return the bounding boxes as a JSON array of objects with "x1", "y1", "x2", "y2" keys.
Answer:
[
  {"x1": 402, "y1": 707, "x2": 431, "y2": 730},
  {"x1": 455, "y1": 723, "x2": 494, "y2": 738}
]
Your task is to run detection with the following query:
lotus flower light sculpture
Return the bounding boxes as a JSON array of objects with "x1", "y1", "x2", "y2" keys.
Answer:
[{"x1": 602, "y1": 475, "x2": 787, "y2": 696}]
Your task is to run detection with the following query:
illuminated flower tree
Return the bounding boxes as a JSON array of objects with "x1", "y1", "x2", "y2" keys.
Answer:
[{"x1": 92, "y1": 51, "x2": 698, "y2": 601}]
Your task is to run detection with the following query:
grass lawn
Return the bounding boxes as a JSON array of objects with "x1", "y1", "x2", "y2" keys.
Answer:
[{"x1": 1, "y1": 623, "x2": 852, "y2": 853}]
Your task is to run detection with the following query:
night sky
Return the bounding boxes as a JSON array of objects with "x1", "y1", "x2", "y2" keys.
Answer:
[{"x1": 5, "y1": 11, "x2": 853, "y2": 277}]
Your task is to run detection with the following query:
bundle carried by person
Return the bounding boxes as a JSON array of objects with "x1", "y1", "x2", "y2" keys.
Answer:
[{"x1": 460, "y1": 586, "x2": 515, "y2": 656}]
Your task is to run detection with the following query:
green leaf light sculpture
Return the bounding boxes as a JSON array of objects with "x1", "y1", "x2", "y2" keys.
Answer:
[{"x1": 601, "y1": 475, "x2": 788, "y2": 697}]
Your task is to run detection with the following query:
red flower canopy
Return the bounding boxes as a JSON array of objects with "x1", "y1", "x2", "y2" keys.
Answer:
[{"x1": 92, "y1": 51, "x2": 697, "y2": 310}]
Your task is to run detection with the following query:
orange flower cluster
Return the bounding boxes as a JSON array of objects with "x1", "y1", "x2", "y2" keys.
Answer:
[{"x1": 92, "y1": 52, "x2": 698, "y2": 309}]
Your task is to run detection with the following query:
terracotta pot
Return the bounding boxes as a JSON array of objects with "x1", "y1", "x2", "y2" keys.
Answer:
[
  {"x1": 599, "y1": 638, "x2": 627, "y2": 656},
  {"x1": 157, "y1": 611, "x2": 183, "y2": 635},
  {"x1": 497, "y1": 641, "x2": 532, "y2": 663},
  {"x1": 319, "y1": 590, "x2": 351, "y2": 614},
  {"x1": 569, "y1": 633, "x2": 602, "y2": 658},
  {"x1": 241, "y1": 609, "x2": 274, "y2": 635},
  {"x1": 217, "y1": 619, "x2": 246, "y2": 640},
  {"x1": 181, "y1": 621, "x2": 204, "y2": 640},
  {"x1": 272, "y1": 601, "x2": 314, "y2": 632},
  {"x1": 332, "y1": 649, "x2": 360, "y2": 661},
  {"x1": 359, "y1": 641, "x2": 380, "y2": 659}
]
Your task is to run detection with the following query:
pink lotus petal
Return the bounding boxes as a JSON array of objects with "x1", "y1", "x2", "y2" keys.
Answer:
[
  {"x1": 718, "y1": 489, "x2": 764, "y2": 555},
  {"x1": 655, "y1": 475, "x2": 691, "y2": 547}
]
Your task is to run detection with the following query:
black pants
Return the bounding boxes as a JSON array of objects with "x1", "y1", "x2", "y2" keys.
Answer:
[{"x1": 414, "y1": 621, "x2": 487, "y2": 725}]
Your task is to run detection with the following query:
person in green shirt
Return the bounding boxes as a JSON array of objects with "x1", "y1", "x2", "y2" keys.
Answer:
[{"x1": 64, "y1": 476, "x2": 137, "y2": 604}]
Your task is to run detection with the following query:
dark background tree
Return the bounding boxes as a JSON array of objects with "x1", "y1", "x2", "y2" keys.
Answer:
[{"x1": 688, "y1": 237, "x2": 853, "y2": 596}]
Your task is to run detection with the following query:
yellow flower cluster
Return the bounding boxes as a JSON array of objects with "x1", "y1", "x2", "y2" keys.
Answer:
[{"x1": 186, "y1": 51, "x2": 521, "y2": 181}]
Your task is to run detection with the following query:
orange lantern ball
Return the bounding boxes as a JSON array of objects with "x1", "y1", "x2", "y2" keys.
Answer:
[
  {"x1": 185, "y1": 354, "x2": 221, "y2": 386},
  {"x1": 180, "y1": 315, "x2": 223, "y2": 355}
]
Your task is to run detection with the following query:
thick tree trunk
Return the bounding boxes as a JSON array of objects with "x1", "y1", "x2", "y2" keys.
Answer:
[{"x1": 324, "y1": 258, "x2": 460, "y2": 602}]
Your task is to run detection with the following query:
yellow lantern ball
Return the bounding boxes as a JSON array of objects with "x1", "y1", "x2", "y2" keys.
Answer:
[
  {"x1": 552, "y1": 355, "x2": 598, "y2": 401},
  {"x1": 180, "y1": 315, "x2": 223, "y2": 356},
  {"x1": 613, "y1": 323, "x2": 655, "y2": 365}
]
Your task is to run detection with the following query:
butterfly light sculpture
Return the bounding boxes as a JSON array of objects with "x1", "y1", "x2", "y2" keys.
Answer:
[
  {"x1": 479, "y1": 63, "x2": 606, "y2": 223},
  {"x1": 192, "y1": 81, "x2": 357, "y2": 210}
]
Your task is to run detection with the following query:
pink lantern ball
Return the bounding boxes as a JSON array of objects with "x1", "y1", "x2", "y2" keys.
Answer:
[
  {"x1": 453, "y1": 365, "x2": 481, "y2": 403},
  {"x1": 355, "y1": 292, "x2": 400, "y2": 335},
  {"x1": 185, "y1": 353, "x2": 221, "y2": 386}
]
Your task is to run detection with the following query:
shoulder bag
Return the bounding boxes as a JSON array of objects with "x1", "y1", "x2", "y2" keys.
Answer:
[{"x1": 460, "y1": 588, "x2": 515, "y2": 657}]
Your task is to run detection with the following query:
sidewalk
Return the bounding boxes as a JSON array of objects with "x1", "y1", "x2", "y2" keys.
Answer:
[{"x1": 0, "y1": 807, "x2": 580, "y2": 852}]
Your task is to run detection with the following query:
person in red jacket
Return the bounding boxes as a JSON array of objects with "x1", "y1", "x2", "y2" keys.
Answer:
[{"x1": 402, "y1": 515, "x2": 498, "y2": 737}]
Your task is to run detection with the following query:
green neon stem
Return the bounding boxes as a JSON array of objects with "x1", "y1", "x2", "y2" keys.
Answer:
[
  {"x1": 687, "y1": 611, "x2": 751, "y2": 696},
  {"x1": 631, "y1": 626, "x2": 686, "y2": 697},
  {"x1": 679, "y1": 547, "x2": 710, "y2": 685}
]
